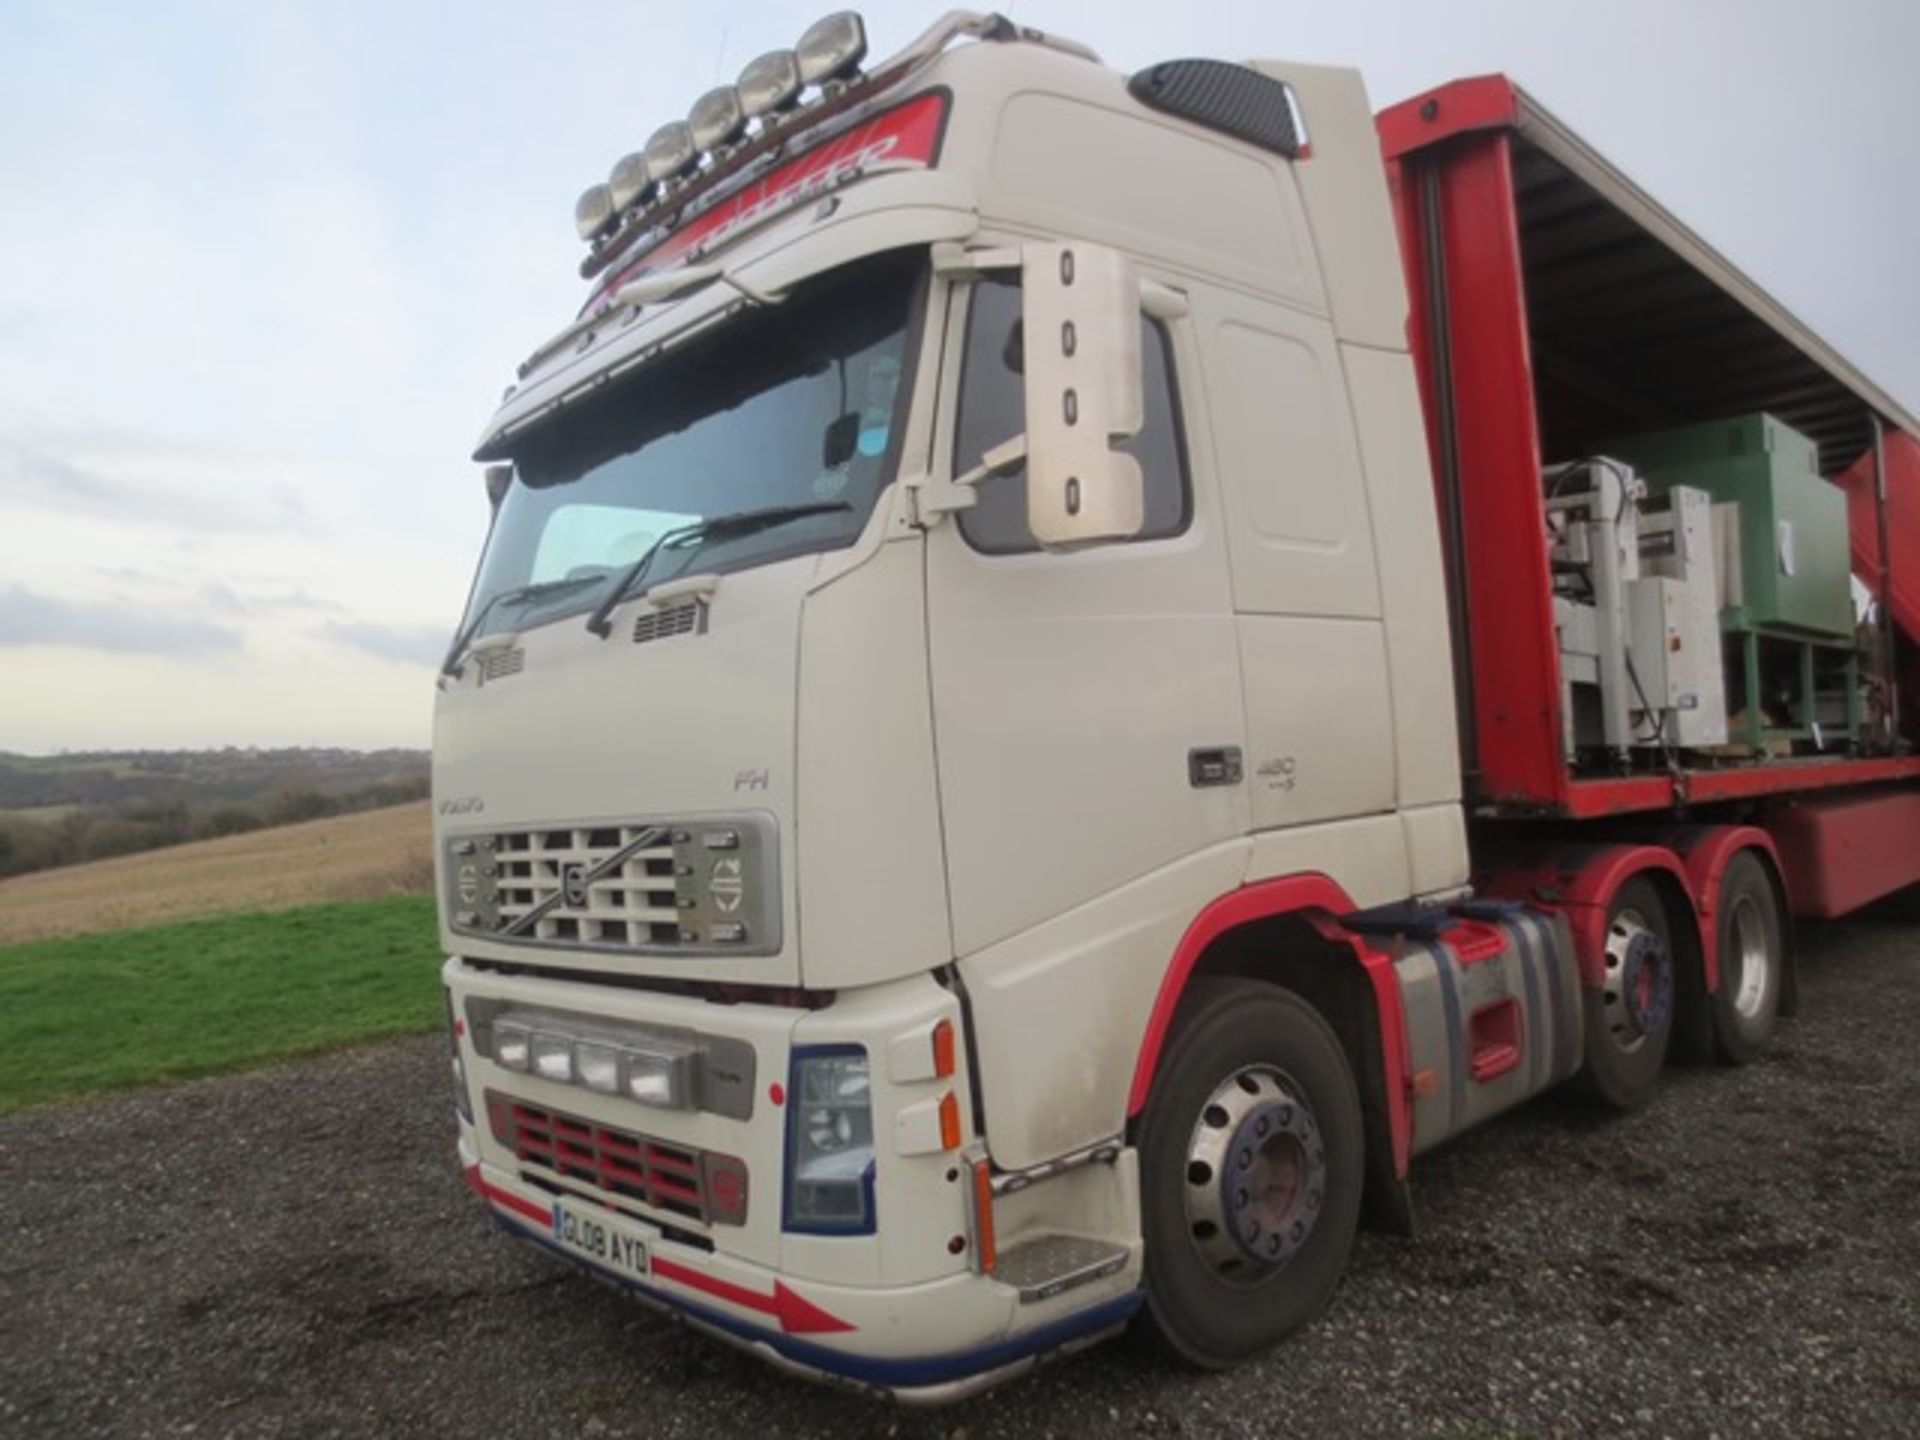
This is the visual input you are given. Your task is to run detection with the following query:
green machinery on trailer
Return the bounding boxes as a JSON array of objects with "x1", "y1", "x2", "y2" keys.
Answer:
[{"x1": 1606, "y1": 413, "x2": 1864, "y2": 751}]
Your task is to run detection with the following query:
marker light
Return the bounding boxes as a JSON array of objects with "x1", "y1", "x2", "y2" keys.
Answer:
[
  {"x1": 796, "y1": 12, "x2": 868, "y2": 86},
  {"x1": 644, "y1": 121, "x2": 699, "y2": 184},
  {"x1": 737, "y1": 49, "x2": 803, "y2": 118},
  {"x1": 608, "y1": 151, "x2": 652, "y2": 211},
  {"x1": 688, "y1": 85, "x2": 747, "y2": 151},
  {"x1": 574, "y1": 183, "x2": 616, "y2": 241}
]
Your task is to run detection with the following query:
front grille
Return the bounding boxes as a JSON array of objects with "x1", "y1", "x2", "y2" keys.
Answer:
[
  {"x1": 632, "y1": 600, "x2": 703, "y2": 645},
  {"x1": 494, "y1": 825, "x2": 681, "y2": 947},
  {"x1": 444, "y1": 814, "x2": 780, "y2": 956},
  {"x1": 487, "y1": 1091, "x2": 748, "y2": 1226}
]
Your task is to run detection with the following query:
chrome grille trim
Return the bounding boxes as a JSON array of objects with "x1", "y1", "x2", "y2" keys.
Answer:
[{"x1": 444, "y1": 813, "x2": 781, "y2": 957}]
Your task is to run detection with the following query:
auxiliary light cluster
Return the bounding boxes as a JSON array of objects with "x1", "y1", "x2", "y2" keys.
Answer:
[
  {"x1": 575, "y1": 11, "x2": 870, "y2": 244},
  {"x1": 492, "y1": 1014, "x2": 698, "y2": 1112}
]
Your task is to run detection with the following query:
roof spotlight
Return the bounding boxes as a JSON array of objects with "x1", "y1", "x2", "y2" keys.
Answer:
[
  {"x1": 737, "y1": 49, "x2": 803, "y2": 118},
  {"x1": 688, "y1": 85, "x2": 748, "y2": 151},
  {"x1": 608, "y1": 151, "x2": 652, "y2": 212},
  {"x1": 644, "y1": 121, "x2": 699, "y2": 184},
  {"x1": 575, "y1": 183, "x2": 616, "y2": 241},
  {"x1": 796, "y1": 12, "x2": 867, "y2": 86}
]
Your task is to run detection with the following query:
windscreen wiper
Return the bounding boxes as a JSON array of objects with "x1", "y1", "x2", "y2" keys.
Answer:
[
  {"x1": 584, "y1": 501, "x2": 851, "y2": 638},
  {"x1": 440, "y1": 574, "x2": 604, "y2": 676}
]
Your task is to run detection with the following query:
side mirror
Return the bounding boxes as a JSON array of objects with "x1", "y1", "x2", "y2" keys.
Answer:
[
  {"x1": 1021, "y1": 242, "x2": 1145, "y2": 548},
  {"x1": 484, "y1": 464, "x2": 513, "y2": 511}
]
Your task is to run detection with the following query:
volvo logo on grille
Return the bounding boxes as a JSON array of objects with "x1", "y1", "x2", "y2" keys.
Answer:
[{"x1": 562, "y1": 863, "x2": 591, "y2": 909}]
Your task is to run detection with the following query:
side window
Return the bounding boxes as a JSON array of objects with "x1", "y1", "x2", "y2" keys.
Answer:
[{"x1": 952, "y1": 279, "x2": 1190, "y2": 554}]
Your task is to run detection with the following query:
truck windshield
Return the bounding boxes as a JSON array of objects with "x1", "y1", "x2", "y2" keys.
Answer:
[{"x1": 458, "y1": 249, "x2": 923, "y2": 643}]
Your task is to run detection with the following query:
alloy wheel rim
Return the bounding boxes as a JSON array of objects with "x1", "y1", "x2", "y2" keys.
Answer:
[
  {"x1": 1602, "y1": 905, "x2": 1671, "y2": 1052},
  {"x1": 1182, "y1": 1065, "x2": 1327, "y2": 1284}
]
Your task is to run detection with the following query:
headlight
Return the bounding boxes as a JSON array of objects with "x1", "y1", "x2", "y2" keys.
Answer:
[
  {"x1": 688, "y1": 85, "x2": 747, "y2": 151},
  {"x1": 575, "y1": 1040, "x2": 622, "y2": 1095},
  {"x1": 531, "y1": 1031, "x2": 574, "y2": 1083},
  {"x1": 644, "y1": 121, "x2": 698, "y2": 184},
  {"x1": 796, "y1": 12, "x2": 867, "y2": 86},
  {"x1": 494, "y1": 1020, "x2": 532, "y2": 1072},
  {"x1": 622, "y1": 1041, "x2": 694, "y2": 1108},
  {"x1": 574, "y1": 183, "x2": 616, "y2": 241},
  {"x1": 785, "y1": 1046, "x2": 874, "y2": 1234},
  {"x1": 608, "y1": 151, "x2": 652, "y2": 212},
  {"x1": 737, "y1": 49, "x2": 802, "y2": 118}
]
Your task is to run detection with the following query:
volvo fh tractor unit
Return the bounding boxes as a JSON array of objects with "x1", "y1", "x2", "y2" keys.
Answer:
[{"x1": 434, "y1": 11, "x2": 1920, "y2": 1401}]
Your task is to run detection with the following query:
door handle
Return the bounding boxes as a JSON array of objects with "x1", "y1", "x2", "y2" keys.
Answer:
[{"x1": 1188, "y1": 746, "x2": 1243, "y2": 788}]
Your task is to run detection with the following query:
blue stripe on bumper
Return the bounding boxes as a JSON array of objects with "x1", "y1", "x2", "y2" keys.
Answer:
[{"x1": 492, "y1": 1215, "x2": 1143, "y2": 1389}]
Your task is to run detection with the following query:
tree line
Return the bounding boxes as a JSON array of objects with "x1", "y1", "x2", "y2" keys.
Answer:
[{"x1": 0, "y1": 777, "x2": 430, "y2": 880}]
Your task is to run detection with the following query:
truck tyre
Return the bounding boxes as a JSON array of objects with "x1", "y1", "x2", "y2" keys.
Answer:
[
  {"x1": 1711, "y1": 853, "x2": 1784, "y2": 1064},
  {"x1": 1136, "y1": 978, "x2": 1363, "y2": 1368},
  {"x1": 1580, "y1": 876, "x2": 1675, "y2": 1110}
]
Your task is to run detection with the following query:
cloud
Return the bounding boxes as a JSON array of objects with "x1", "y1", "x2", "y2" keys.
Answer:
[
  {"x1": 319, "y1": 619, "x2": 447, "y2": 667},
  {"x1": 0, "y1": 585, "x2": 242, "y2": 656},
  {"x1": 238, "y1": 585, "x2": 349, "y2": 616},
  {"x1": 198, "y1": 581, "x2": 249, "y2": 615},
  {"x1": 0, "y1": 429, "x2": 312, "y2": 534}
]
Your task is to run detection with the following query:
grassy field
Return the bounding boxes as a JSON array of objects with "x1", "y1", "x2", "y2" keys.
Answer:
[
  {"x1": 0, "y1": 799, "x2": 433, "y2": 946},
  {"x1": 0, "y1": 896, "x2": 443, "y2": 1112}
]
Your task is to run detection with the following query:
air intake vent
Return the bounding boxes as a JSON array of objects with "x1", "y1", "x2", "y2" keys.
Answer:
[
  {"x1": 632, "y1": 600, "x2": 704, "y2": 645},
  {"x1": 1128, "y1": 60, "x2": 1306, "y2": 159},
  {"x1": 477, "y1": 647, "x2": 525, "y2": 684}
]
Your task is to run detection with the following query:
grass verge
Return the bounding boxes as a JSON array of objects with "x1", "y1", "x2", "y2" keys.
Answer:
[{"x1": 0, "y1": 895, "x2": 442, "y2": 1113}]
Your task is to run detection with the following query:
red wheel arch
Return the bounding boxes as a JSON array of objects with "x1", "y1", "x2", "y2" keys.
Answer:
[
  {"x1": 1125, "y1": 873, "x2": 1413, "y2": 1180},
  {"x1": 1477, "y1": 842, "x2": 1698, "y2": 990},
  {"x1": 1655, "y1": 826, "x2": 1786, "y2": 991}
]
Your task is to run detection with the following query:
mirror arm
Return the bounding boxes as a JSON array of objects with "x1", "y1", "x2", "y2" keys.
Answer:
[
  {"x1": 1142, "y1": 278, "x2": 1190, "y2": 320},
  {"x1": 954, "y1": 435, "x2": 1027, "y2": 489},
  {"x1": 909, "y1": 435, "x2": 1027, "y2": 522}
]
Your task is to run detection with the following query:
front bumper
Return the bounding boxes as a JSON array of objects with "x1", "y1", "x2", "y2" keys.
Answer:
[{"x1": 460, "y1": 1135, "x2": 1141, "y2": 1403}]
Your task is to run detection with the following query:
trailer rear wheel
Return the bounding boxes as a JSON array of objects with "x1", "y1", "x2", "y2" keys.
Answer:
[
  {"x1": 1136, "y1": 979, "x2": 1363, "y2": 1368},
  {"x1": 1711, "y1": 853, "x2": 1783, "y2": 1064},
  {"x1": 1581, "y1": 877, "x2": 1675, "y2": 1110}
]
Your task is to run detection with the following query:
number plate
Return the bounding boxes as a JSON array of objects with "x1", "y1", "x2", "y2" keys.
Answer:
[{"x1": 551, "y1": 1198, "x2": 651, "y2": 1282}]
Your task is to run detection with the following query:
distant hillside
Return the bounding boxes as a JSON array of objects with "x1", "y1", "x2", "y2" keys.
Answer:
[
  {"x1": 0, "y1": 747, "x2": 429, "y2": 879},
  {"x1": 0, "y1": 800, "x2": 433, "y2": 945}
]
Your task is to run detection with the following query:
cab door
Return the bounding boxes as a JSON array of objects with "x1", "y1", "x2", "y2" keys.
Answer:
[
  {"x1": 1197, "y1": 286, "x2": 1397, "y2": 835},
  {"x1": 924, "y1": 274, "x2": 1245, "y2": 958}
]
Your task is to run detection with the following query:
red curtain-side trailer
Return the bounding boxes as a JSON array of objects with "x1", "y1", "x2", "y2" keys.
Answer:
[{"x1": 1376, "y1": 76, "x2": 1920, "y2": 929}]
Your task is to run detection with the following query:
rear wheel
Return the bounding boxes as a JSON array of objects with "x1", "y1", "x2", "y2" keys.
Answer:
[
  {"x1": 1137, "y1": 979, "x2": 1363, "y2": 1367},
  {"x1": 1712, "y1": 853, "x2": 1784, "y2": 1064},
  {"x1": 1581, "y1": 876, "x2": 1676, "y2": 1110}
]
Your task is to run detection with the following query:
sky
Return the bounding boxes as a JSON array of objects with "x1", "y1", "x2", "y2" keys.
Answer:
[{"x1": 1, "y1": 0, "x2": 1915, "y2": 753}]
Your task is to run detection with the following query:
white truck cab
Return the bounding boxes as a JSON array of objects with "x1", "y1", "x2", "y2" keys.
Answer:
[{"x1": 438, "y1": 10, "x2": 1477, "y2": 1400}]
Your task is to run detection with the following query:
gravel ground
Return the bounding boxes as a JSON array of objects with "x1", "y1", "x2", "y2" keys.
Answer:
[{"x1": 3, "y1": 914, "x2": 1916, "y2": 1440}]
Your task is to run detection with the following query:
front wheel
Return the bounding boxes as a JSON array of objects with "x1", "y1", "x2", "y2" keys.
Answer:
[{"x1": 1136, "y1": 979, "x2": 1363, "y2": 1367}]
